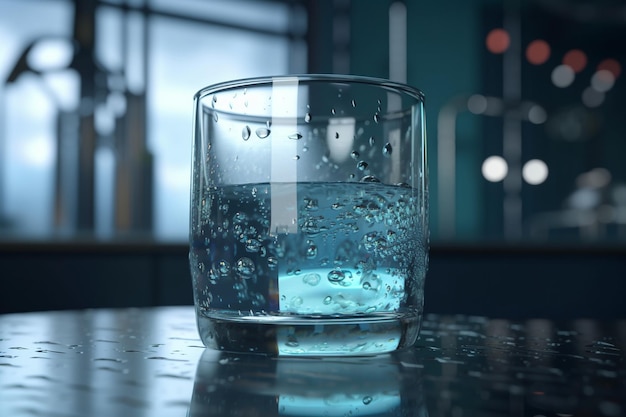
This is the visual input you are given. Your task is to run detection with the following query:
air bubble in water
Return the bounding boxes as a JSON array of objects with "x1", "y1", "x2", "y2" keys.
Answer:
[
  {"x1": 304, "y1": 113, "x2": 312, "y2": 123},
  {"x1": 369, "y1": 136, "x2": 375, "y2": 146},
  {"x1": 323, "y1": 296, "x2": 332, "y2": 305},
  {"x1": 256, "y1": 127, "x2": 270, "y2": 139},
  {"x1": 351, "y1": 151, "x2": 360, "y2": 160},
  {"x1": 327, "y1": 269, "x2": 345, "y2": 284},
  {"x1": 362, "y1": 396, "x2": 373, "y2": 405},
  {"x1": 360, "y1": 175, "x2": 381, "y2": 183},
  {"x1": 217, "y1": 260, "x2": 231, "y2": 276},
  {"x1": 373, "y1": 113, "x2": 380, "y2": 123},
  {"x1": 351, "y1": 99, "x2": 356, "y2": 107},
  {"x1": 293, "y1": 155, "x2": 300, "y2": 160},
  {"x1": 288, "y1": 132, "x2": 303, "y2": 140},
  {"x1": 306, "y1": 243, "x2": 318, "y2": 259},
  {"x1": 236, "y1": 257, "x2": 255, "y2": 278},
  {"x1": 303, "y1": 272, "x2": 321, "y2": 286},
  {"x1": 383, "y1": 143, "x2": 392, "y2": 156},
  {"x1": 267, "y1": 257, "x2": 278, "y2": 270},
  {"x1": 242, "y1": 126, "x2": 251, "y2": 140},
  {"x1": 245, "y1": 239, "x2": 262, "y2": 253},
  {"x1": 335, "y1": 132, "x2": 340, "y2": 139},
  {"x1": 357, "y1": 161, "x2": 368, "y2": 171}
]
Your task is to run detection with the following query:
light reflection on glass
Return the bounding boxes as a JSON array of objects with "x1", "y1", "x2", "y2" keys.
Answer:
[{"x1": 189, "y1": 349, "x2": 427, "y2": 417}]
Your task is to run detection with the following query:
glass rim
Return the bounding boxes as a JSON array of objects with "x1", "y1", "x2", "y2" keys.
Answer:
[{"x1": 193, "y1": 74, "x2": 425, "y2": 102}]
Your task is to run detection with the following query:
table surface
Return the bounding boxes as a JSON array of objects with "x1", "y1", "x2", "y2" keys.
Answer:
[{"x1": 1, "y1": 307, "x2": 624, "y2": 417}]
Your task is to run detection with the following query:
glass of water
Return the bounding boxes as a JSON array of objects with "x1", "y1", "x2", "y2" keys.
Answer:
[{"x1": 190, "y1": 75, "x2": 428, "y2": 356}]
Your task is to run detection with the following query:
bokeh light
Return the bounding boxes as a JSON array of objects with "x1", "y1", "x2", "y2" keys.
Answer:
[
  {"x1": 482, "y1": 156, "x2": 508, "y2": 182},
  {"x1": 563, "y1": 49, "x2": 587, "y2": 73},
  {"x1": 522, "y1": 159, "x2": 549, "y2": 185},
  {"x1": 591, "y1": 69, "x2": 615, "y2": 93},
  {"x1": 526, "y1": 39, "x2": 550, "y2": 65},
  {"x1": 486, "y1": 29, "x2": 510, "y2": 54},
  {"x1": 551, "y1": 65, "x2": 575, "y2": 88},
  {"x1": 467, "y1": 94, "x2": 487, "y2": 114},
  {"x1": 582, "y1": 87, "x2": 604, "y2": 108},
  {"x1": 528, "y1": 105, "x2": 547, "y2": 124},
  {"x1": 597, "y1": 58, "x2": 622, "y2": 79}
]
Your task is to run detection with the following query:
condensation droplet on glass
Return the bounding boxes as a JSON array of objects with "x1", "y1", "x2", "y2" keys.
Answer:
[
  {"x1": 335, "y1": 132, "x2": 340, "y2": 139},
  {"x1": 288, "y1": 132, "x2": 303, "y2": 140},
  {"x1": 383, "y1": 142, "x2": 392, "y2": 156},
  {"x1": 293, "y1": 155, "x2": 300, "y2": 160},
  {"x1": 373, "y1": 113, "x2": 380, "y2": 123},
  {"x1": 363, "y1": 396, "x2": 373, "y2": 405},
  {"x1": 266, "y1": 120, "x2": 272, "y2": 128},
  {"x1": 351, "y1": 99, "x2": 356, "y2": 107},
  {"x1": 213, "y1": 113, "x2": 219, "y2": 122},
  {"x1": 212, "y1": 95, "x2": 217, "y2": 106},
  {"x1": 256, "y1": 127, "x2": 271, "y2": 139},
  {"x1": 369, "y1": 136, "x2": 375, "y2": 146},
  {"x1": 323, "y1": 296, "x2": 332, "y2": 305},
  {"x1": 357, "y1": 161, "x2": 368, "y2": 171},
  {"x1": 331, "y1": 108, "x2": 336, "y2": 115},
  {"x1": 351, "y1": 150, "x2": 360, "y2": 160},
  {"x1": 242, "y1": 126, "x2": 251, "y2": 141},
  {"x1": 303, "y1": 146, "x2": 309, "y2": 152},
  {"x1": 304, "y1": 112, "x2": 312, "y2": 123}
]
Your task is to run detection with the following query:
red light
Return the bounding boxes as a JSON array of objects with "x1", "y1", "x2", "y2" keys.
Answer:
[
  {"x1": 486, "y1": 29, "x2": 510, "y2": 54},
  {"x1": 563, "y1": 49, "x2": 587, "y2": 73},
  {"x1": 597, "y1": 58, "x2": 622, "y2": 79},
  {"x1": 526, "y1": 39, "x2": 551, "y2": 65}
]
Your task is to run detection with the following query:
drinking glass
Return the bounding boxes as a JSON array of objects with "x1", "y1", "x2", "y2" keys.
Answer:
[{"x1": 190, "y1": 75, "x2": 428, "y2": 356}]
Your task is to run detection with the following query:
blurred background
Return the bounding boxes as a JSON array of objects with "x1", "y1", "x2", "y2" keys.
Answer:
[{"x1": 1, "y1": 0, "x2": 625, "y2": 316}]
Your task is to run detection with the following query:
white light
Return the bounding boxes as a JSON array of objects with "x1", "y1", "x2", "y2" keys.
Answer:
[
  {"x1": 582, "y1": 87, "x2": 604, "y2": 108},
  {"x1": 41, "y1": 70, "x2": 79, "y2": 111},
  {"x1": 591, "y1": 69, "x2": 615, "y2": 93},
  {"x1": 467, "y1": 94, "x2": 487, "y2": 114},
  {"x1": 528, "y1": 105, "x2": 547, "y2": 124},
  {"x1": 327, "y1": 117, "x2": 355, "y2": 163},
  {"x1": 19, "y1": 136, "x2": 55, "y2": 167},
  {"x1": 522, "y1": 159, "x2": 548, "y2": 185},
  {"x1": 551, "y1": 65, "x2": 575, "y2": 88},
  {"x1": 482, "y1": 156, "x2": 508, "y2": 182},
  {"x1": 27, "y1": 38, "x2": 74, "y2": 72}
]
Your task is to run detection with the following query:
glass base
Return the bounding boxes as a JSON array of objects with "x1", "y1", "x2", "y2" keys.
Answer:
[{"x1": 196, "y1": 310, "x2": 421, "y2": 356}]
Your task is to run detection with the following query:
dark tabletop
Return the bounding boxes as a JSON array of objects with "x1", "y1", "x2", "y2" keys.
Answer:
[{"x1": 0, "y1": 307, "x2": 624, "y2": 417}]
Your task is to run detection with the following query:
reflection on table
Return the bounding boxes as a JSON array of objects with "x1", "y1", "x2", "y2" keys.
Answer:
[{"x1": 0, "y1": 307, "x2": 624, "y2": 416}]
